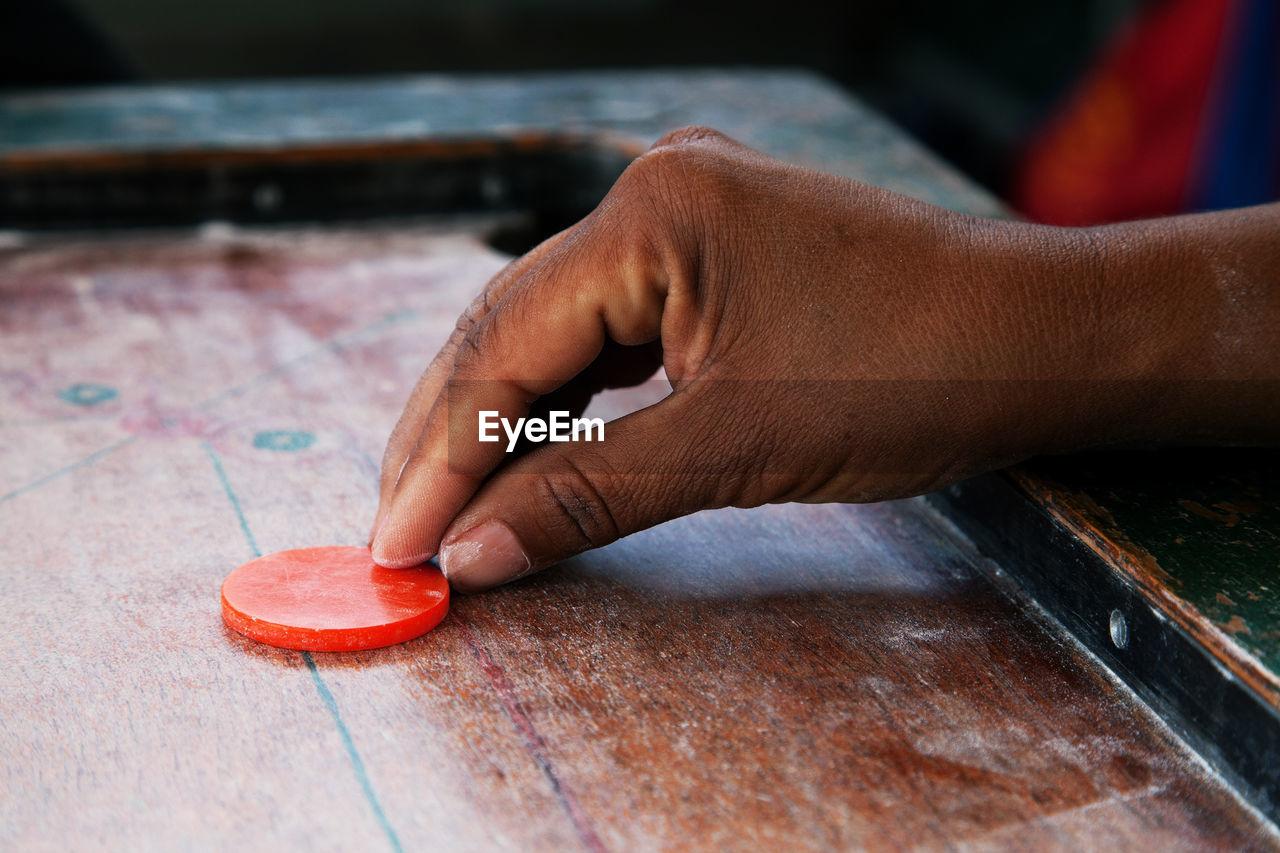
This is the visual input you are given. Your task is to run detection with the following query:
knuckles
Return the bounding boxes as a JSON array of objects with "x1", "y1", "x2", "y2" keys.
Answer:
[
  {"x1": 593, "y1": 125, "x2": 754, "y2": 289},
  {"x1": 650, "y1": 125, "x2": 733, "y2": 151},
  {"x1": 532, "y1": 462, "x2": 622, "y2": 556},
  {"x1": 616, "y1": 126, "x2": 743, "y2": 221}
]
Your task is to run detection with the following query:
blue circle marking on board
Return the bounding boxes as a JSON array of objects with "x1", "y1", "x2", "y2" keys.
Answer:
[
  {"x1": 253, "y1": 429, "x2": 316, "y2": 452},
  {"x1": 58, "y1": 383, "x2": 118, "y2": 407}
]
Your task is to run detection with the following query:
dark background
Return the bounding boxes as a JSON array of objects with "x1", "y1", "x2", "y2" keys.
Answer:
[{"x1": 1, "y1": 0, "x2": 1142, "y2": 197}]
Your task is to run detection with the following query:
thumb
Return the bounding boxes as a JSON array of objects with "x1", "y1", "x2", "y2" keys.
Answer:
[{"x1": 437, "y1": 389, "x2": 729, "y2": 592}]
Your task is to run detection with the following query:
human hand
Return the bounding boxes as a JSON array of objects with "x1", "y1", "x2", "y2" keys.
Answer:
[{"x1": 369, "y1": 126, "x2": 1252, "y2": 591}]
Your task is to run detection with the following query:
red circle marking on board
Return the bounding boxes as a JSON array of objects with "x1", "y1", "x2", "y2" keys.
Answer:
[{"x1": 221, "y1": 546, "x2": 449, "y2": 651}]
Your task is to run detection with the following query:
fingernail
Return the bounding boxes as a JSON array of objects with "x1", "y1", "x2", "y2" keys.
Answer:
[{"x1": 439, "y1": 521, "x2": 530, "y2": 591}]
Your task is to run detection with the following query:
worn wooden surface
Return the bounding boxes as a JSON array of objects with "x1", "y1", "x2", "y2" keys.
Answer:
[
  {"x1": 928, "y1": 453, "x2": 1280, "y2": 821},
  {"x1": 0, "y1": 70, "x2": 1006, "y2": 230},
  {"x1": 931, "y1": 466, "x2": 1280, "y2": 828},
  {"x1": 1, "y1": 222, "x2": 1275, "y2": 850},
  {"x1": 1014, "y1": 453, "x2": 1280, "y2": 703}
]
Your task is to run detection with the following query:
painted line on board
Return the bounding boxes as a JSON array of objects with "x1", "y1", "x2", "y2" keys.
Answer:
[
  {"x1": 203, "y1": 439, "x2": 404, "y2": 853},
  {"x1": 2, "y1": 310, "x2": 414, "y2": 509},
  {"x1": 454, "y1": 611, "x2": 607, "y2": 853},
  {"x1": 202, "y1": 439, "x2": 261, "y2": 559},
  {"x1": 0, "y1": 436, "x2": 136, "y2": 507},
  {"x1": 198, "y1": 309, "x2": 418, "y2": 410},
  {"x1": 303, "y1": 651, "x2": 405, "y2": 853}
]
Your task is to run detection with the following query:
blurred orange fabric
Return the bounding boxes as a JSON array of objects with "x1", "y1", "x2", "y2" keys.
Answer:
[{"x1": 1014, "y1": 0, "x2": 1278, "y2": 225}]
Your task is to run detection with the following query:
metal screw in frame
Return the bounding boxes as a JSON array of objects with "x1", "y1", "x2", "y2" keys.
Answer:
[{"x1": 1109, "y1": 609, "x2": 1129, "y2": 649}]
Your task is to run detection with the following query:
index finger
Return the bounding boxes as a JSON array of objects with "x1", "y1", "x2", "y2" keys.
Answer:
[
  {"x1": 370, "y1": 227, "x2": 574, "y2": 541},
  {"x1": 370, "y1": 224, "x2": 668, "y2": 568}
]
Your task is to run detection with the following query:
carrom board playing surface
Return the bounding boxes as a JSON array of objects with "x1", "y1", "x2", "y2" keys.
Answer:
[{"x1": 1, "y1": 217, "x2": 1276, "y2": 850}]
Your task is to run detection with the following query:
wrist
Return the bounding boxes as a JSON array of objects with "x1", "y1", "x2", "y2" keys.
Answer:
[
  {"x1": 999, "y1": 208, "x2": 1279, "y2": 449},
  {"x1": 958, "y1": 216, "x2": 1191, "y2": 455}
]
